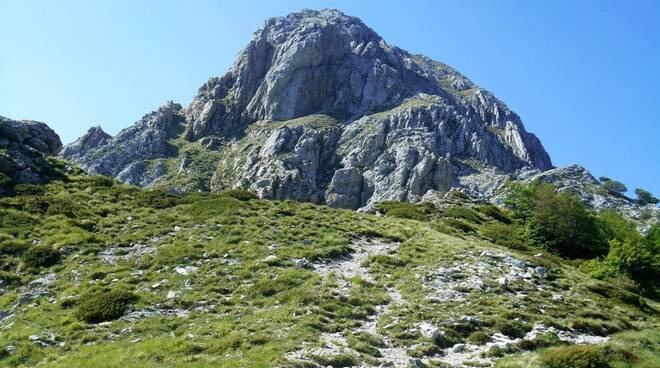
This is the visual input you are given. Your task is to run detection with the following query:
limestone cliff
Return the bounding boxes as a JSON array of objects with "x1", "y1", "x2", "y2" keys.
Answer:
[{"x1": 62, "y1": 9, "x2": 554, "y2": 209}]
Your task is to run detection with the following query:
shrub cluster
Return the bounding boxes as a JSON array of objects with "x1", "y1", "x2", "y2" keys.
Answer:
[
  {"x1": 374, "y1": 201, "x2": 437, "y2": 221},
  {"x1": 507, "y1": 182, "x2": 607, "y2": 259},
  {"x1": 75, "y1": 289, "x2": 138, "y2": 323},
  {"x1": 635, "y1": 188, "x2": 659, "y2": 205},
  {"x1": 444, "y1": 206, "x2": 483, "y2": 223},
  {"x1": 539, "y1": 344, "x2": 608, "y2": 368},
  {"x1": 133, "y1": 189, "x2": 180, "y2": 209},
  {"x1": 600, "y1": 177, "x2": 627, "y2": 196},
  {"x1": 22, "y1": 244, "x2": 60, "y2": 268},
  {"x1": 220, "y1": 189, "x2": 258, "y2": 201}
]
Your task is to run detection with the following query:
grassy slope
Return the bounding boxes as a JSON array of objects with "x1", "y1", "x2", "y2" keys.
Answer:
[{"x1": 0, "y1": 176, "x2": 658, "y2": 367}]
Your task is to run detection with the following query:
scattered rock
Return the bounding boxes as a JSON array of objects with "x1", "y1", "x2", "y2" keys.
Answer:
[
  {"x1": 174, "y1": 266, "x2": 198, "y2": 275},
  {"x1": 451, "y1": 343, "x2": 466, "y2": 353}
]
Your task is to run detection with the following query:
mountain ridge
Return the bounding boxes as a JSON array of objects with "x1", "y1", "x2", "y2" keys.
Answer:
[{"x1": 60, "y1": 9, "x2": 552, "y2": 209}]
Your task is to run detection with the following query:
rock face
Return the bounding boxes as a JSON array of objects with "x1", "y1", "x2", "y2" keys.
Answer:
[
  {"x1": 0, "y1": 116, "x2": 63, "y2": 189},
  {"x1": 63, "y1": 9, "x2": 554, "y2": 208},
  {"x1": 59, "y1": 126, "x2": 111, "y2": 160},
  {"x1": 63, "y1": 101, "x2": 185, "y2": 186}
]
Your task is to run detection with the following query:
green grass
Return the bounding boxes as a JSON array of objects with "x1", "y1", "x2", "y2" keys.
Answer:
[
  {"x1": 0, "y1": 174, "x2": 658, "y2": 367},
  {"x1": 496, "y1": 329, "x2": 660, "y2": 368}
]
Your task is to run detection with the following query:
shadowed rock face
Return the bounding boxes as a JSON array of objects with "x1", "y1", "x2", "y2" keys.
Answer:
[
  {"x1": 61, "y1": 102, "x2": 185, "y2": 186},
  {"x1": 59, "y1": 126, "x2": 111, "y2": 160},
  {"x1": 62, "y1": 9, "x2": 554, "y2": 208},
  {"x1": 0, "y1": 116, "x2": 63, "y2": 187}
]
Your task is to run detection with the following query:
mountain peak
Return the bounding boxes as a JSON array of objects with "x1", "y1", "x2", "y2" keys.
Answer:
[{"x1": 64, "y1": 9, "x2": 553, "y2": 208}]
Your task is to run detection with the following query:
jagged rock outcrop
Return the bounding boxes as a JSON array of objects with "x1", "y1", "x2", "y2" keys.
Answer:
[
  {"x1": 0, "y1": 116, "x2": 63, "y2": 189},
  {"x1": 63, "y1": 9, "x2": 555, "y2": 208},
  {"x1": 59, "y1": 126, "x2": 111, "y2": 160},
  {"x1": 62, "y1": 101, "x2": 185, "y2": 186},
  {"x1": 210, "y1": 116, "x2": 342, "y2": 202}
]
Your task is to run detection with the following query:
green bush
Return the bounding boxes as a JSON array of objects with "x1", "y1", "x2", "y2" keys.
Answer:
[
  {"x1": 0, "y1": 270, "x2": 21, "y2": 286},
  {"x1": 46, "y1": 198, "x2": 84, "y2": 218},
  {"x1": 133, "y1": 189, "x2": 179, "y2": 209},
  {"x1": 374, "y1": 201, "x2": 437, "y2": 221},
  {"x1": 647, "y1": 224, "x2": 660, "y2": 250},
  {"x1": 83, "y1": 175, "x2": 115, "y2": 188},
  {"x1": 0, "y1": 172, "x2": 11, "y2": 188},
  {"x1": 475, "y1": 204, "x2": 512, "y2": 224},
  {"x1": 311, "y1": 353, "x2": 359, "y2": 368},
  {"x1": 444, "y1": 206, "x2": 483, "y2": 223},
  {"x1": 602, "y1": 179, "x2": 627, "y2": 196},
  {"x1": 635, "y1": 188, "x2": 659, "y2": 205},
  {"x1": 597, "y1": 210, "x2": 641, "y2": 244},
  {"x1": 515, "y1": 332, "x2": 565, "y2": 351},
  {"x1": 605, "y1": 238, "x2": 659, "y2": 287},
  {"x1": 444, "y1": 218, "x2": 476, "y2": 233},
  {"x1": 22, "y1": 244, "x2": 60, "y2": 268},
  {"x1": 448, "y1": 189, "x2": 471, "y2": 201},
  {"x1": 510, "y1": 182, "x2": 607, "y2": 259},
  {"x1": 220, "y1": 189, "x2": 258, "y2": 201},
  {"x1": 467, "y1": 331, "x2": 490, "y2": 345},
  {"x1": 13, "y1": 184, "x2": 46, "y2": 196},
  {"x1": 0, "y1": 237, "x2": 29, "y2": 255},
  {"x1": 185, "y1": 196, "x2": 246, "y2": 218},
  {"x1": 0, "y1": 209, "x2": 39, "y2": 233},
  {"x1": 494, "y1": 319, "x2": 531, "y2": 339},
  {"x1": 480, "y1": 222, "x2": 526, "y2": 249},
  {"x1": 432, "y1": 330, "x2": 460, "y2": 348},
  {"x1": 539, "y1": 344, "x2": 608, "y2": 368},
  {"x1": 75, "y1": 289, "x2": 138, "y2": 323}
]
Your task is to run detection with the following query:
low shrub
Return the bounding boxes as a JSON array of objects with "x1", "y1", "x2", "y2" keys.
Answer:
[
  {"x1": 13, "y1": 184, "x2": 46, "y2": 196},
  {"x1": 348, "y1": 334, "x2": 382, "y2": 357},
  {"x1": 444, "y1": 206, "x2": 484, "y2": 223},
  {"x1": 601, "y1": 179, "x2": 627, "y2": 196},
  {"x1": 539, "y1": 344, "x2": 608, "y2": 368},
  {"x1": 82, "y1": 175, "x2": 115, "y2": 188},
  {"x1": 0, "y1": 209, "x2": 39, "y2": 234},
  {"x1": 467, "y1": 331, "x2": 490, "y2": 345},
  {"x1": 494, "y1": 319, "x2": 531, "y2": 339},
  {"x1": 374, "y1": 201, "x2": 437, "y2": 221},
  {"x1": 0, "y1": 270, "x2": 21, "y2": 286},
  {"x1": 509, "y1": 182, "x2": 607, "y2": 258},
  {"x1": 0, "y1": 237, "x2": 29, "y2": 255},
  {"x1": 22, "y1": 244, "x2": 60, "y2": 268},
  {"x1": 407, "y1": 342, "x2": 440, "y2": 357},
  {"x1": 476, "y1": 204, "x2": 512, "y2": 224},
  {"x1": 444, "y1": 218, "x2": 476, "y2": 233},
  {"x1": 220, "y1": 189, "x2": 258, "y2": 201},
  {"x1": 480, "y1": 222, "x2": 526, "y2": 249},
  {"x1": 515, "y1": 332, "x2": 565, "y2": 351},
  {"x1": 75, "y1": 289, "x2": 138, "y2": 323},
  {"x1": 0, "y1": 172, "x2": 11, "y2": 188},
  {"x1": 311, "y1": 352, "x2": 359, "y2": 368},
  {"x1": 46, "y1": 198, "x2": 84, "y2": 218},
  {"x1": 432, "y1": 330, "x2": 460, "y2": 348},
  {"x1": 448, "y1": 189, "x2": 471, "y2": 201},
  {"x1": 133, "y1": 189, "x2": 179, "y2": 209},
  {"x1": 586, "y1": 281, "x2": 645, "y2": 308}
]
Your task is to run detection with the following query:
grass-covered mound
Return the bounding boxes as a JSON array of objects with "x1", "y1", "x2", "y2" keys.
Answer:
[{"x1": 0, "y1": 173, "x2": 657, "y2": 367}]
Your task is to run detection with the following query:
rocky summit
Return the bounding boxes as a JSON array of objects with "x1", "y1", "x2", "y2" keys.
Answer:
[
  {"x1": 0, "y1": 116, "x2": 65, "y2": 192},
  {"x1": 61, "y1": 9, "x2": 552, "y2": 209}
]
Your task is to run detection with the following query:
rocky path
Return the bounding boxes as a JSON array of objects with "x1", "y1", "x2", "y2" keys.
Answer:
[{"x1": 289, "y1": 238, "x2": 412, "y2": 367}]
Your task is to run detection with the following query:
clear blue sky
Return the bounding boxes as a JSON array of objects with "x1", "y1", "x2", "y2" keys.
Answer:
[{"x1": 1, "y1": 0, "x2": 658, "y2": 195}]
